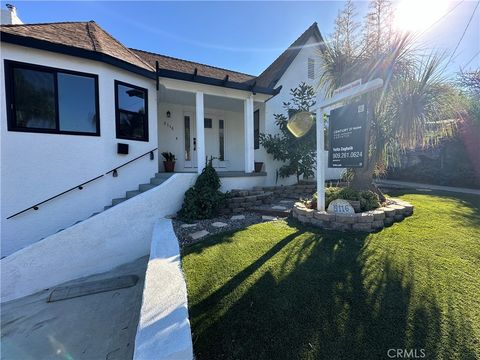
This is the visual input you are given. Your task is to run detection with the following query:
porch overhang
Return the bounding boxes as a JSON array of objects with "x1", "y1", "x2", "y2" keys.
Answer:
[{"x1": 157, "y1": 68, "x2": 281, "y2": 101}]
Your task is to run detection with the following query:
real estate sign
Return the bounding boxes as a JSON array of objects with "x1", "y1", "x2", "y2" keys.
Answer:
[{"x1": 328, "y1": 102, "x2": 366, "y2": 168}]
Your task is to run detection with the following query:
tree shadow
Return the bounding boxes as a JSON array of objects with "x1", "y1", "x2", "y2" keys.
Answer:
[{"x1": 187, "y1": 222, "x2": 478, "y2": 360}]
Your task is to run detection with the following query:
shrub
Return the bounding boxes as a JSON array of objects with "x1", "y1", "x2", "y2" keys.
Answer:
[
  {"x1": 178, "y1": 159, "x2": 226, "y2": 221},
  {"x1": 310, "y1": 187, "x2": 380, "y2": 212}
]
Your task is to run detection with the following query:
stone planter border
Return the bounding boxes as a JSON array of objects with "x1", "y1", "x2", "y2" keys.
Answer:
[{"x1": 292, "y1": 198, "x2": 414, "y2": 232}]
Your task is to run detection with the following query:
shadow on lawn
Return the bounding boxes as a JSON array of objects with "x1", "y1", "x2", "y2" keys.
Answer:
[{"x1": 188, "y1": 220, "x2": 478, "y2": 360}]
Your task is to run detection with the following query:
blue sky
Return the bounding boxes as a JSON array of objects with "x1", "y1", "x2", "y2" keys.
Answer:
[{"x1": 3, "y1": 1, "x2": 479, "y2": 78}]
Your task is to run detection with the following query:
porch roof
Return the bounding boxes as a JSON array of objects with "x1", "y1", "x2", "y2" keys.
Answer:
[{"x1": 132, "y1": 48, "x2": 280, "y2": 96}]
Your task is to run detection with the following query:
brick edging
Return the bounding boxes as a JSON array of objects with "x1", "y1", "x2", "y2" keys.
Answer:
[{"x1": 291, "y1": 198, "x2": 414, "y2": 232}]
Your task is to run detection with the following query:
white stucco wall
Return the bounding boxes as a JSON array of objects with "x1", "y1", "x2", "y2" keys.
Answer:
[
  {"x1": 263, "y1": 36, "x2": 344, "y2": 186},
  {"x1": 0, "y1": 173, "x2": 196, "y2": 303},
  {"x1": 134, "y1": 219, "x2": 193, "y2": 360},
  {"x1": 0, "y1": 43, "x2": 159, "y2": 256},
  {"x1": 158, "y1": 102, "x2": 246, "y2": 172}
]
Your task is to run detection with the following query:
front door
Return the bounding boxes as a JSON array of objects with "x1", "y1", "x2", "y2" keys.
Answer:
[{"x1": 183, "y1": 114, "x2": 226, "y2": 169}]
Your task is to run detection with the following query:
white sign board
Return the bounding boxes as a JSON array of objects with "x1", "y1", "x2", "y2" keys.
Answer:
[
  {"x1": 327, "y1": 199, "x2": 355, "y2": 214},
  {"x1": 332, "y1": 79, "x2": 362, "y2": 97}
]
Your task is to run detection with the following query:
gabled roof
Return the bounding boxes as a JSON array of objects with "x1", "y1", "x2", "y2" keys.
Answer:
[
  {"x1": 0, "y1": 20, "x2": 324, "y2": 95},
  {"x1": 131, "y1": 48, "x2": 255, "y2": 84},
  {"x1": 0, "y1": 21, "x2": 155, "y2": 76},
  {"x1": 255, "y1": 22, "x2": 324, "y2": 88}
]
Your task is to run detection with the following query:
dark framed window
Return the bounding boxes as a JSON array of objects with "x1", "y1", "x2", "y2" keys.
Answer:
[
  {"x1": 219, "y1": 119, "x2": 225, "y2": 161},
  {"x1": 4, "y1": 60, "x2": 100, "y2": 136},
  {"x1": 204, "y1": 118, "x2": 212, "y2": 128},
  {"x1": 115, "y1": 80, "x2": 148, "y2": 141},
  {"x1": 254, "y1": 109, "x2": 260, "y2": 150}
]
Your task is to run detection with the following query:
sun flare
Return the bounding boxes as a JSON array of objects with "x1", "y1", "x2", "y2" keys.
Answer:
[{"x1": 394, "y1": 0, "x2": 449, "y2": 33}]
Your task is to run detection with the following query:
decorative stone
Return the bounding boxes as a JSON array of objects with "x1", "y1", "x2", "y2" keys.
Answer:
[
  {"x1": 271, "y1": 205, "x2": 287, "y2": 210},
  {"x1": 232, "y1": 208, "x2": 245, "y2": 214},
  {"x1": 262, "y1": 215, "x2": 277, "y2": 221},
  {"x1": 190, "y1": 230, "x2": 209, "y2": 240},
  {"x1": 180, "y1": 223, "x2": 197, "y2": 228},
  {"x1": 394, "y1": 214, "x2": 404, "y2": 222},
  {"x1": 352, "y1": 223, "x2": 373, "y2": 232},
  {"x1": 314, "y1": 211, "x2": 336, "y2": 222},
  {"x1": 389, "y1": 204, "x2": 406, "y2": 215},
  {"x1": 372, "y1": 220, "x2": 384, "y2": 229},
  {"x1": 211, "y1": 222, "x2": 228, "y2": 228},
  {"x1": 380, "y1": 207, "x2": 396, "y2": 217},
  {"x1": 336, "y1": 214, "x2": 356, "y2": 224},
  {"x1": 310, "y1": 219, "x2": 323, "y2": 227},
  {"x1": 347, "y1": 200, "x2": 361, "y2": 212},
  {"x1": 356, "y1": 213, "x2": 374, "y2": 223},
  {"x1": 230, "y1": 215, "x2": 245, "y2": 220},
  {"x1": 370, "y1": 210, "x2": 386, "y2": 221},
  {"x1": 304, "y1": 209, "x2": 314, "y2": 218},
  {"x1": 327, "y1": 199, "x2": 355, "y2": 214},
  {"x1": 384, "y1": 217, "x2": 395, "y2": 226},
  {"x1": 297, "y1": 215, "x2": 310, "y2": 223},
  {"x1": 280, "y1": 200, "x2": 292, "y2": 204}
]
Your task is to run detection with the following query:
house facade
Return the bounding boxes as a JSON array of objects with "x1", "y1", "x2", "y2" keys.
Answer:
[{"x1": 1, "y1": 14, "x2": 343, "y2": 259}]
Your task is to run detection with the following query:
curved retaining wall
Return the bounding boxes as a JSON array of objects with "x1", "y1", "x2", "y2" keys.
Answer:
[{"x1": 292, "y1": 198, "x2": 414, "y2": 232}]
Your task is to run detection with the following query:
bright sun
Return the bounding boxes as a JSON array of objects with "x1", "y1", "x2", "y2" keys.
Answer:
[{"x1": 394, "y1": 0, "x2": 449, "y2": 33}]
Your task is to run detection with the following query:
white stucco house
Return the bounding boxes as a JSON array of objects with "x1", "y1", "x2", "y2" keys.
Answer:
[{"x1": 0, "y1": 7, "x2": 343, "y2": 301}]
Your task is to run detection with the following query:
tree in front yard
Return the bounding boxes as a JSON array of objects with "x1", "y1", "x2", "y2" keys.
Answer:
[
  {"x1": 318, "y1": 0, "x2": 459, "y2": 194},
  {"x1": 259, "y1": 82, "x2": 317, "y2": 183}
]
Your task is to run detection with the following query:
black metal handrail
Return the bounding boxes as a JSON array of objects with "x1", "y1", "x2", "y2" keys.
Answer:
[
  {"x1": 6, "y1": 147, "x2": 158, "y2": 219},
  {"x1": 106, "y1": 148, "x2": 158, "y2": 176},
  {"x1": 6, "y1": 175, "x2": 104, "y2": 219}
]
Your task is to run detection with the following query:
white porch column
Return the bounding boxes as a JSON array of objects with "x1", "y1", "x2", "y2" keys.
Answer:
[
  {"x1": 244, "y1": 95, "x2": 254, "y2": 173},
  {"x1": 195, "y1": 92, "x2": 205, "y2": 174}
]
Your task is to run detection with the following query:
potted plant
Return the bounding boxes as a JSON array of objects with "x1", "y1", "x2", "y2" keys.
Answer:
[
  {"x1": 254, "y1": 161, "x2": 264, "y2": 173},
  {"x1": 162, "y1": 152, "x2": 176, "y2": 172}
]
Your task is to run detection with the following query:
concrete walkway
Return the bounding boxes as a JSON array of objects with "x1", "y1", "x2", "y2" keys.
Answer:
[
  {"x1": 375, "y1": 179, "x2": 480, "y2": 196},
  {"x1": 1, "y1": 256, "x2": 148, "y2": 360}
]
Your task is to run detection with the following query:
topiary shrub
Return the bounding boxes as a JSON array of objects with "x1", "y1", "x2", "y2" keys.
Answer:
[{"x1": 178, "y1": 159, "x2": 226, "y2": 221}]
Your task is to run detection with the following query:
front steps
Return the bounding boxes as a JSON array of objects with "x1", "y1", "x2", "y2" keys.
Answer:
[
  {"x1": 50, "y1": 173, "x2": 174, "y2": 237},
  {"x1": 104, "y1": 173, "x2": 173, "y2": 211}
]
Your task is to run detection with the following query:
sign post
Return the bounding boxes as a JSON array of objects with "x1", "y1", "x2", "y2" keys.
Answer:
[{"x1": 316, "y1": 78, "x2": 383, "y2": 211}]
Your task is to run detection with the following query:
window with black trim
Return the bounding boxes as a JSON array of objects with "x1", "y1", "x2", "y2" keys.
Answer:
[
  {"x1": 5, "y1": 60, "x2": 99, "y2": 135},
  {"x1": 254, "y1": 109, "x2": 260, "y2": 150},
  {"x1": 204, "y1": 118, "x2": 212, "y2": 128},
  {"x1": 115, "y1": 80, "x2": 148, "y2": 141}
]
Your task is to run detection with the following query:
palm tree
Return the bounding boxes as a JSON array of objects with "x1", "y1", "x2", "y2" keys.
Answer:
[{"x1": 317, "y1": 1, "x2": 458, "y2": 195}]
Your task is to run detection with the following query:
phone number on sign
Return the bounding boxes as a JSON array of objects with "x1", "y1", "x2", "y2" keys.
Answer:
[{"x1": 332, "y1": 151, "x2": 363, "y2": 159}]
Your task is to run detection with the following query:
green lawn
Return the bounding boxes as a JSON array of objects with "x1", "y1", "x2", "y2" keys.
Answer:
[{"x1": 182, "y1": 191, "x2": 480, "y2": 360}]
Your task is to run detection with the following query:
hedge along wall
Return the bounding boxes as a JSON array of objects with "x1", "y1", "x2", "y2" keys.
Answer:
[{"x1": 292, "y1": 199, "x2": 414, "y2": 232}]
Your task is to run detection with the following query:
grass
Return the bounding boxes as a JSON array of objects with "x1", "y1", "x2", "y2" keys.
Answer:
[{"x1": 182, "y1": 191, "x2": 480, "y2": 360}]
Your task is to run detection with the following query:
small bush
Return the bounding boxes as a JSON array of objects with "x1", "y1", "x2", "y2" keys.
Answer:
[
  {"x1": 178, "y1": 159, "x2": 226, "y2": 221},
  {"x1": 310, "y1": 187, "x2": 380, "y2": 212}
]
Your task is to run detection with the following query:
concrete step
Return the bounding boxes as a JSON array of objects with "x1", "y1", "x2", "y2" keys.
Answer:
[
  {"x1": 89, "y1": 212, "x2": 100, "y2": 218},
  {"x1": 139, "y1": 183, "x2": 156, "y2": 192},
  {"x1": 155, "y1": 172, "x2": 174, "y2": 179},
  {"x1": 150, "y1": 177, "x2": 165, "y2": 186},
  {"x1": 111, "y1": 198, "x2": 126, "y2": 206},
  {"x1": 104, "y1": 205, "x2": 112, "y2": 211},
  {"x1": 126, "y1": 190, "x2": 141, "y2": 199}
]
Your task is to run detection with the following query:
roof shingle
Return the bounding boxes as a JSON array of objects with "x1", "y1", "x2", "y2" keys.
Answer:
[
  {"x1": 131, "y1": 48, "x2": 255, "y2": 84},
  {"x1": 0, "y1": 21, "x2": 154, "y2": 72}
]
